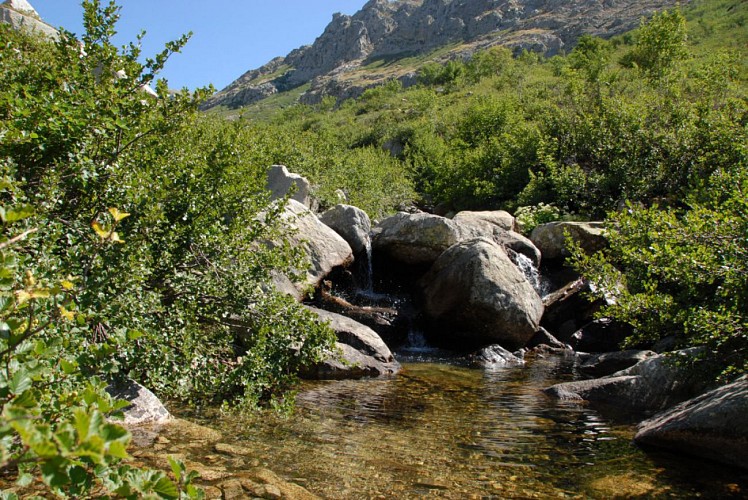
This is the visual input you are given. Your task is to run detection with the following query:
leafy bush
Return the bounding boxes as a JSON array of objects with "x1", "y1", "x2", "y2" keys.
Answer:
[
  {"x1": 571, "y1": 163, "x2": 747, "y2": 381},
  {"x1": 514, "y1": 203, "x2": 563, "y2": 234},
  {"x1": 0, "y1": 1, "x2": 336, "y2": 495}
]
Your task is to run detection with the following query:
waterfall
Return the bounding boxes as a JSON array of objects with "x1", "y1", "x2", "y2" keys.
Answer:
[{"x1": 512, "y1": 251, "x2": 549, "y2": 298}]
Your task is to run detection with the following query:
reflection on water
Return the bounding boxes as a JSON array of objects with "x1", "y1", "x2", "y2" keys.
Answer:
[{"x1": 175, "y1": 355, "x2": 747, "y2": 498}]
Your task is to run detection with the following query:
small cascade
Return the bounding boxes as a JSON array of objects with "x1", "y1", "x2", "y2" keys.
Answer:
[
  {"x1": 360, "y1": 239, "x2": 374, "y2": 295},
  {"x1": 511, "y1": 251, "x2": 550, "y2": 298}
]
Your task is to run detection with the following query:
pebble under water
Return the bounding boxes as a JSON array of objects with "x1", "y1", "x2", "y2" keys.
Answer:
[{"x1": 168, "y1": 353, "x2": 747, "y2": 498}]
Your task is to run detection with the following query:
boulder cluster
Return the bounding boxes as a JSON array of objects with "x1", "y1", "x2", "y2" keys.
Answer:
[{"x1": 119, "y1": 165, "x2": 746, "y2": 473}]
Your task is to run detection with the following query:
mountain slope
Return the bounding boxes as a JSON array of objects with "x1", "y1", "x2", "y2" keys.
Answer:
[{"x1": 203, "y1": 0, "x2": 688, "y2": 110}]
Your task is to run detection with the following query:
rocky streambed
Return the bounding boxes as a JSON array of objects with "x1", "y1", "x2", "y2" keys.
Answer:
[{"x1": 115, "y1": 165, "x2": 747, "y2": 498}]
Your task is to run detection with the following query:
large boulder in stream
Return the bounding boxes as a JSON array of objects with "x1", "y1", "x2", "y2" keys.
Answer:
[
  {"x1": 420, "y1": 238, "x2": 544, "y2": 349},
  {"x1": 452, "y1": 210, "x2": 516, "y2": 232},
  {"x1": 320, "y1": 204, "x2": 371, "y2": 256},
  {"x1": 372, "y1": 212, "x2": 461, "y2": 265},
  {"x1": 634, "y1": 375, "x2": 748, "y2": 470},
  {"x1": 530, "y1": 221, "x2": 606, "y2": 261},
  {"x1": 270, "y1": 200, "x2": 353, "y2": 299},
  {"x1": 544, "y1": 350, "x2": 711, "y2": 415},
  {"x1": 452, "y1": 211, "x2": 541, "y2": 266},
  {"x1": 302, "y1": 307, "x2": 400, "y2": 380}
]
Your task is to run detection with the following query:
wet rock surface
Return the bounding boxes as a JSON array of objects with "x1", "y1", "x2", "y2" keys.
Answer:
[
  {"x1": 635, "y1": 375, "x2": 748, "y2": 470},
  {"x1": 301, "y1": 306, "x2": 400, "y2": 380},
  {"x1": 467, "y1": 344, "x2": 525, "y2": 369},
  {"x1": 544, "y1": 350, "x2": 712, "y2": 415},
  {"x1": 420, "y1": 238, "x2": 543, "y2": 349},
  {"x1": 579, "y1": 350, "x2": 659, "y2": 378}
]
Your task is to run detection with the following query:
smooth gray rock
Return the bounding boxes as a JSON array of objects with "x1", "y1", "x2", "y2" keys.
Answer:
[
  {"x1": 107, "y1": 380, "x2": 171, "y2": 426},
  {"x1": 635, "y1": 376, "x2": 748, "y2": 470},
  {"x1": 372, "y1": 212, "x2": 461, "y2": 265},
  {"x1": 266, "y1": 165, "x2": 313, "y2": 209},
  {"x1": 453, "y1": 211, "x2": 541, "y2": 266},
  {"x1": 420, "y1": 238, "x2": 543, "y2": 349},
  {"x1": 530, "y1": 221, "x2": 606, "y2": 260},
  {"x1": 453, "y1": 210, "x2": 516, "y2": 232},
  {"x1": 302, "y1": 306, "x2": 400, "y2": 380},
  {"x1": 320, "y1": 204, "x2": 372, "y2": 256},
  {"x1": 580, "y1": 350, "x2": 658, "y2": 378},
  {"x1": 468, "y1": 344, "x2": 525, "y2": 370},
  {"x1": 276, "y1": 200, "x2": 353, "y2": 297},
  {"x1": 544, "y1": 350, "x2": 710, "y2": 414}
]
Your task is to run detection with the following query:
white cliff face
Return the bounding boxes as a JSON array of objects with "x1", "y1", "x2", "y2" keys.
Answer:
[
  {"x1": 4, "y1": 0, "x2": 38, "y2": 17},
  {"x1": 1, "y1": 0, "x2": 58, "y2": 39},
  {"x1": 203, "y1": 0, "x2": 689, "y2": 111}
]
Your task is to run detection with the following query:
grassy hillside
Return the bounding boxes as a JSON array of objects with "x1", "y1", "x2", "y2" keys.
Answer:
[{"x1": 204, "y1": 0, "x2": 744, "y2": 222}]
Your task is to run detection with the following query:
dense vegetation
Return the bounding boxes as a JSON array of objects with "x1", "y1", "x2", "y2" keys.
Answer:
[
  {"x1": 0, "y1": 0, "x2": 745, "y2": 496},
  {"x1": 220, "y1": 0, "x2": 746, "y2": 376},
  {"x1": 0, "y1": 1, "x2": 335, "y2": 496}
]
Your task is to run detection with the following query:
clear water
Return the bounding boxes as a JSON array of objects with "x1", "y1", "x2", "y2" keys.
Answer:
[{"x1": 171, "y1": 355, "x2": 747, "y2": 498}]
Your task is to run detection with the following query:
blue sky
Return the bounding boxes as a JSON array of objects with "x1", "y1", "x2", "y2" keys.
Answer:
[{"x1": 31, "y1": 1, "x2": 368, "y2": 91}]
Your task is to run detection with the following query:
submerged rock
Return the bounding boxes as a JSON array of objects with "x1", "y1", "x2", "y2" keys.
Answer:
[
  {"x1": 302, "y1": 306, "x2": 400, "y2": 380},
  {"x1": 635, "y1": 376, "x2": 748, "y2": 470},
  {"x1": 544, "y1": 350, "x2": 710, "y2": 415},
  {"x1": 420, "y1": 238, "x2": 543, "y2": 350},
  {"x1": 467, "y1": 344, "x2": 525, "y2": 370}
]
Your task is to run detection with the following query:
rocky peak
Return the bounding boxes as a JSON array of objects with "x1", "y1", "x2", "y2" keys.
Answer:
[
  {"x1": 1, "y1": 0, "x2": 59, "y2": 39},
  {"x1": 3, "y1": 0, "x2": 38, "y2": 17},
  {"x1": 203, "y1": 0, "x2": 688, "y2": 110}
]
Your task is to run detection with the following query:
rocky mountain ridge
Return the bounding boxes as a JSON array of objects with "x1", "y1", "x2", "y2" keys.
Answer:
[
  {"x1": 203, "y1": 0, "x2": 687, "y2": 110},
  {"x1": 0, "y1": 0, "x2": 58, "y2": 39}
]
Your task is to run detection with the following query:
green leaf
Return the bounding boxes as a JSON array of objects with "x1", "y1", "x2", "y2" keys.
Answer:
[
  {"x1": 107, "y1": 440, "x2": 129, "y2": 460},
  {"x1": 101, "y1": 423, "x2": 129, "y2": 442},
  {"x1": 74, "y1": 409, "x2": 92, "y2": 441},
  {"x1": 168, "y1": 456, "x2": 183, "y2": 482},
  {"x1": 3, "y1": 205, "x2": 34, "y2": 223},
  {"x1": 8, "y1": 369, "x2": 32, "y2": 395},
  {"x1": 12, "y1": 389, "x2": 38, "y2": 408},
  {"x1": 127, "y1": 330, "x2": 144, "y2": 341},
  {"x1": 152, "y1": 476, "x2": 180, "y2": 499},
  {"x1": 60, "y1": 359, "x2": 78, "y2": 375},
  {"x1": 41, "y1": 456, "x2": 71, "y2": 488}
]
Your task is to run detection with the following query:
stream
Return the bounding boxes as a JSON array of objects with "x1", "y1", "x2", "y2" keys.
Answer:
[{"x1": 169, "y1": 352, "x2": 747, "y2": 498}]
